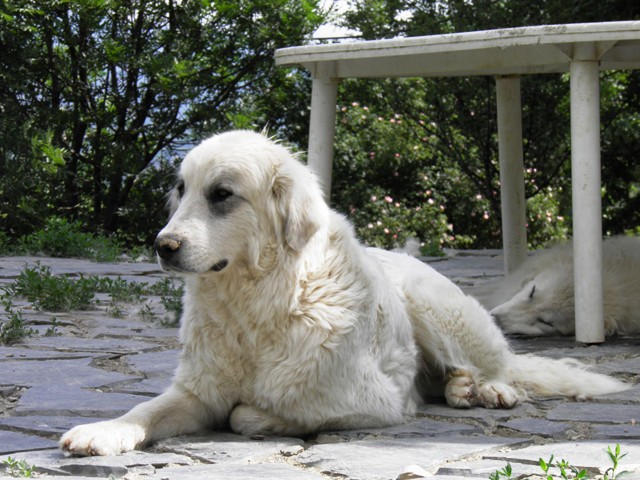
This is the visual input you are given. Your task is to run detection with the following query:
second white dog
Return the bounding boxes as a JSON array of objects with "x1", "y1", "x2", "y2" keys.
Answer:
[
  {"x1": 60, "y1": 131, "x2": 628, "y2": 456},
  {"x1": 474, "y1": 236, "x2": 640, "y2": 336}
]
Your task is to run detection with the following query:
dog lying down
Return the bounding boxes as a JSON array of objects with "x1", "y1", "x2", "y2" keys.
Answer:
[
  {"x1": 471, "y1": 236, "x2": 640, "y2": 336},
  {"x1": 60, "y1": 131, "x2": 628, "y2": 456}
]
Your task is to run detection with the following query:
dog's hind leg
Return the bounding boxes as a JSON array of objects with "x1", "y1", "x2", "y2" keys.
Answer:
[{"x1": 399, "y1": 262, "x2": 525, "y2": 409}]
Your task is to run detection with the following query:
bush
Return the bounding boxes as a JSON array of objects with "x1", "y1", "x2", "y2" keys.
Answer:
[
  {"x1": 11, "y1": 217, "x2": 122, "y2": 261},
  {"x1": 332, "y1": 100, "x2": 491, "y2": 251}
]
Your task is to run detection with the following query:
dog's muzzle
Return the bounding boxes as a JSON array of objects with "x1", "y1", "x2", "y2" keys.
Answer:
[{"x1": 154, "y1": 234, "x2": 229, "y2": 273}]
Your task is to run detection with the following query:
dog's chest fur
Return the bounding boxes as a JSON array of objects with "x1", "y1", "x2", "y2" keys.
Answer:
[{"x1": 176, "y1": 249, "x2": 375, "y2": 411}]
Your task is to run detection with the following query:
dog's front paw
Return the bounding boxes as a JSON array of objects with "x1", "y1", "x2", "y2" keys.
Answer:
[
  {"x1": 444, "y1": 370, "x2": 478, "y2": 408},
  {"x1": 60, "y1": 420, "x2": 145, "y2": 456}
]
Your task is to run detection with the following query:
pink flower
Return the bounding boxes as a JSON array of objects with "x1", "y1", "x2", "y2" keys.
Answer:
[{"x1": 384, "y1": 196, "x2": 393, "y2": 203}]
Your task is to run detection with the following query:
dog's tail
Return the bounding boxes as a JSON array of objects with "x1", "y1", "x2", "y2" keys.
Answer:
[{"x1": 506, "y1": 353, "x2": 629, "y2": 399}]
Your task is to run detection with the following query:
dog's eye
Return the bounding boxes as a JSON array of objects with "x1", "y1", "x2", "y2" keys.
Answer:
[
  {"x1": 209, "y1": 188, "x2": 232, "y2": 203},
  {"x1": 528, "y1": 285, "x2": 536, "y2": 300},
  {"x1": 176, "y1": 181, "x2": 185, "y2": 198}
]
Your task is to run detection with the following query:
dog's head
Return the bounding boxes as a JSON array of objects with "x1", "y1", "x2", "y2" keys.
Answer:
[
  {"x1": 154, "y1": 130, "x2": 329, "y2": 275},
  {"x1": 490, "y1": 270, "x2": 575, "y2": 335}
]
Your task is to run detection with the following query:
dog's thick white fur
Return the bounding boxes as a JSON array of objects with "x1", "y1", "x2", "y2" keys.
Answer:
[
  {"x1": 60, "y1": 131, "x2": 628, "y2": 456},
  {"x1": 472, "y1": 236, "x2": 640, "y2": 336}
]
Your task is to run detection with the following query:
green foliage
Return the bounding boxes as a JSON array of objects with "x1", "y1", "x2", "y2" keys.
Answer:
[
  {"x1": 489, "y1": 444, "x2": 628, "y2": 480},
  {"x1": 0, "y1": 295, "x2": 36, "y2": 345},
  {"x1": 489, "y1": 462, "x2": 512, "y2": 480},
  {"x1": 6, "y1": 264, "x2": 183, "y2": 327},
  {"x1": 1, "y1": 0, "x2": 638, "y2": 249},
  {"x1": 12, "y1": 217, "x2": 122, "y2": 261},
  {"x1": 2, "y1": 456, "x2": 36, "y2": 477},
  {"x1": 334, "y1": 2, "x2": 640, "y2": 249},
  {"x1": 10, "y1": 265, "x2": 96, "y2": 311},
  {"x1": 44, "y1": 317, "x2": 62, "y2": 337},
  {"x1": 603, "y1": 444, "x2": 629, "y2": 480},
  {"x1": 0, "y1": 0, "x2": 323, "y2": 242},
  {"x1": 332, "y1": 95, "x2": 499, "y2": 249},
  {"x1": 150, "y1": 277, "x2": 184, "y2": 327}
]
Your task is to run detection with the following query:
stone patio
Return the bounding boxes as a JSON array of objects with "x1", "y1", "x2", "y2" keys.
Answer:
[{"x1": 1, "y1": 253, "x2": 638, "y2": 479}]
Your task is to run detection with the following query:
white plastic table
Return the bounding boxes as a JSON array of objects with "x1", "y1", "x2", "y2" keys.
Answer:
[{"x1": 275, "y1": 21, "x2": 640, "y2": 343}]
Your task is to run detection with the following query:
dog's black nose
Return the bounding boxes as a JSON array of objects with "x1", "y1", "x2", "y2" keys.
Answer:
[{"x1": 155, "y1": 235, "x2": 182, "y2": 260}]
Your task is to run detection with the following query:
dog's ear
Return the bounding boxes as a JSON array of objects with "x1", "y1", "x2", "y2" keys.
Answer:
[{"x1": 272, "y1": 164, "x2": 328, "y2": 251}]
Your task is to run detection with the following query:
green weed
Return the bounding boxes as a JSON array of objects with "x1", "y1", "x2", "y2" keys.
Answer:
[
  {"x1": 603, "y1": 444, "x2": 628, "y2": 480},
  {"x1": 7, "y1": 265, "x2": 183, "y2": 326},
  {"x1": 0, "y1": 296, "x2": 36, "y2": 345},
  {"x1": 2, "y1": 456, "x2": 36, "y2": 477},
  {"x1": 44, "y1": 316, "x2": 62, "y2": 336},
  {"x1": 151, "y1": 277, "x2": 183, "y2": 327},
  {"x1": 138, "y1": 302, "x2": 156, "y2": 321},
  {"x1": 10, "y1": 264, "x2": 95, "y2": 311},
  {"x1": 95, "y1": 276, "x2": 146, "y2": 303},
  {"x1": 489, "y1": 463, "x2": 512, "y2": 480},
  {"x1": 489, "y1": 444, "x2": 629, "y2": 480},
  {"x1": 107, "y1": 303, "x2": 125, "y2": 318}
]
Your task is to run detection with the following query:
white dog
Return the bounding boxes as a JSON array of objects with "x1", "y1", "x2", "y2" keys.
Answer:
[
  {"x1": 473, "y1": 236, "x2": 640, "y2": 336},
  {"x1": 60, "y1": 131, "x2": 628, "y2": 456}
]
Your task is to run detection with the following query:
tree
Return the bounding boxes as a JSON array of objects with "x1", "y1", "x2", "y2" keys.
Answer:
[
  {"x1": 334, "y1": 0, "x2": 640, "y2": 248},
  {"x1": 0, "y1": 0, "x2": 322, "y2": 241}
]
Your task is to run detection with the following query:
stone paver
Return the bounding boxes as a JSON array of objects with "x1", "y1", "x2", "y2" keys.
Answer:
[{"x1": 0, "y1": 253, "x2": 638, "y2": 479}]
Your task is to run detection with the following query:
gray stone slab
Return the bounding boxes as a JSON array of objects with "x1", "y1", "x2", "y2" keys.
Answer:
[
  {"x1": 598, "y1": 357, "x2": 640, "y2": 375},
  {"x1": 592, "y1": 423, "x2": 640, "y2": 440},
  {"x1": 499, "y1": 418, "x2": 569, "y2": 438},
  {"x1": 295, "y1": 435, "x2": 527, "y2": 480},
  {"x1": 0, "y1": 346, "x2": 94, "y2": 361},
  {"x1": 436, "y1": 457, "x2": 545, "y2": 479},
  {"x1": 0, "y1": 430, "x2": 57, "y2": 454},
  {"x1": 417, "y1": 401, "x2": 537, "y2": 421},
  {"x1": 15, "y1": 384, "x2": 148, "y2": 417},
  {"x1": 87, "y1": 320, "x2": 179, "y2": 341},
  {"x1": 145, "y1": 462, "x2": 327, "y2": 480},
  {"x1": 112, "y1": 376, "x2": 172, "y2": 396},
  {"x1": 0, "y1": 448, "x2": 193, "y2": 478},
  {"x1": 2, "y1": 357, "x2": 140, "y2": 387},
  {"x1": 126, "y1": 350, "x2": 179, "y2": 377},
  {"x1": 0, "y1": 415, "x2": 106, "y2": 436},
  {"x1": 154, "y1": 432, "x2": 304, "y2": 464},
  {"x1": 547, "y1": 402, "x2": 640, "y2": 424},
  {"x1": 317, "y1": 417, "x2": 480, "y2": 442},
  {"x1": 15, "y1": 335, "x2": 158, "y2": 353},
  {"x1": 0, "y1": 256, "x2": 163, "y2": 277}
]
